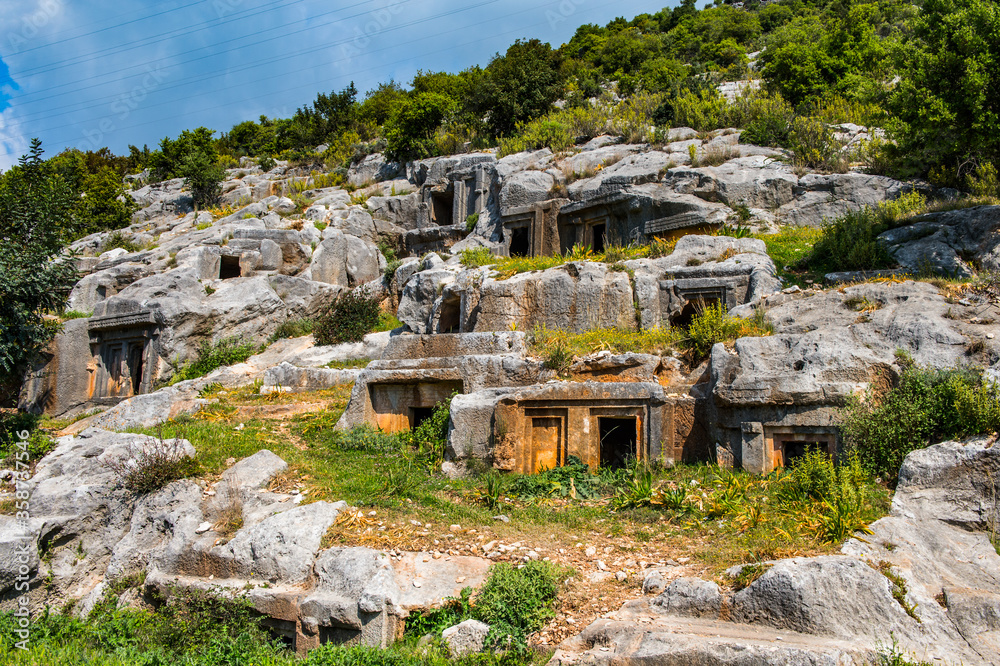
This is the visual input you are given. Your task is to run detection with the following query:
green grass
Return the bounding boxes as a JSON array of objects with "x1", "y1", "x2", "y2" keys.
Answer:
[
  {"x1": 0, "y1": 596, "x2": 547, "y2": 666},
  {"x1": 753, "y1": 226, "x2": 824, "y2": 285},
  {"x1": 375, "y1": 312, "x2": 403, "y2": 332},
  {"x1": 529, "y1": 325, "x2": 683, "y2": 359},
  {"x1": 169, "y1": 336, "x2": 261, "y2": 384},
  {"x1": 271, "y1": 317, "x2": 316, "y2": 341},
  {"x1": 59, "y1": 310, "x2": 93, "y2": 320}
]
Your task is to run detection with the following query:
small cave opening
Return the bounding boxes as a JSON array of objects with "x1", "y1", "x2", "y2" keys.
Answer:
[
  {"x1": 509, "y1": 226, "x2": 530, "y2": 257},
  {"x1": 219, "y1": 255, "x2": 242, "y2": 279},
  {"x1": 599, "y1": 417, "x2": 637, "y2": 470}
]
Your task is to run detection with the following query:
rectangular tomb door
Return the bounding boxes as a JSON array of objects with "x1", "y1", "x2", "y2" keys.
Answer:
[{"x1": 530, "y1": 417, "x2": 562, "y2": 473}]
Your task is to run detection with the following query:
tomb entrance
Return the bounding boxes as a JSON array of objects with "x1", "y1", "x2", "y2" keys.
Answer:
[
  {"x1": 219, "y1": 255, "x2": 242, "y2": 279},
  {"x1": 369, "y1": 380, "x2": 463, "y2": 433},
  {"x1": 88, "y1": 310, "x2": 159, "y2": 403}
]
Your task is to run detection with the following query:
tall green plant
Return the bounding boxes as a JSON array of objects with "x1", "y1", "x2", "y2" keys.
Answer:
[{"x1": 0, "y1": 139, "x2": 79, "y2": 401}]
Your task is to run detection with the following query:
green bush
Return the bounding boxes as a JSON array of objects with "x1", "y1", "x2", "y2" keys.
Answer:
[
  {"x1": 460, "y1": 247, "x2": 496, "y2": 268},
  {"x1": 257, "y1": 155, "x2": 276, "y2": 172},
  {"x1": 686, "y1": 301, "x2": 772, "y2": 360},
  {"x1": 806, "y1": 208, "x2": 894, "y2": 273},
  {"x1": 271, "y1": 317, "x2": 315, "y2": 341},
  {"x1": 410, "y1": 395, "x2": 452, "y2": 464},
  {"x1": 0, "y1": 411, "x2": 52, "y2": 465},
  {"x1": 180, "y1": 150, "x2": 225, "y2": 210},
  {"x1": 474, "y1": 560, "x2": 562, "y2": 651},
  {"x1": 102, "y1": 230, "x2": 140, "y2": 253},
  {"x1": 507, "y1": 455, "x2": 603, "y2": 500},
  {"x1": 173, "y1": 336, "x2": 260, "y2": 383},
  {"x1": 789, "y1": 116, "x2": 847, "y2": 172},
  {"x1": 314, "y1": 288, "x2": 383, "y2": 345},
  {"x1": 465, "y1": 213, "x2": 479, "y2": 233},
  {"x1": 841, "y1": 364, "x2": 1000, "y2": 481}
]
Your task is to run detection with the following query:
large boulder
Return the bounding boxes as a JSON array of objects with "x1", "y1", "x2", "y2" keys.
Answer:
[
  {"x1": 778, "y1": 173, "x2": 908, "y2": 227},
  {"x1": 499, "y1": 169, "x2": 555, "y2": 210},
  {"x1": 879, "y1": 205, "x2": 1000, "y2": 277}
]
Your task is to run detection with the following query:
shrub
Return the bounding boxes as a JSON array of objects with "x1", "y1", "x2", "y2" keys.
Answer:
[
  {"x1": 686, "y1": 301, "x2": 773, "y2": 360},
  {"x1": 738, "y1": 93, "x2": 795, "y2": 147},
  {"x1": 409, "y1": 395, "x2": 452, "y2": 464},
  {"x1": 473, "y1": 560, "x2": 562, "y2": 651},
  {"x1": 270, "y1": 317, "x2": 315, "y2": 341},
  {"x1": 257, "y1": 155, "x2": 276, "y2": 172},
  {"x1": 172, "y1": 336, "x2": 259, "y2": 382},
  {"x1": 842, "y1": 364, "x2": 1000, "y2": 481},
  {"x1": 465, "y1": 212, "x2": 479, "y2": 233},
  {"x1": 315, "y1": 288, "x2": 383, "y2": 345},
  {"x1": 0, "y1": 411, "x2": 52, "y2": 465},
  {"x1": 179, "y1": 149, "x2": 225, "y2": 210},
  {"x1": 508, "y1": 456, "x2": 602, "y2": 500},
  {"x1": 102, "y1": 437, "x2": 198, "y2": 494},
  {"x1": 807, "y1": 208, "x2": 894, "y2": 273},
  {"x1": 460, "y1": 247, "x2": 495, "y2": 268},
  {"x1": 789, "y1": 116, "x2": 848, "y2": 172},
  {"x1": 102, "y1": 230, "x2": 140, "y2": 253}
]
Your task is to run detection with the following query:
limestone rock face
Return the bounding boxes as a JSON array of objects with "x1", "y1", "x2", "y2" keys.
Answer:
[
  {"x1": 653, "y1": 577, "x2": 723, "y2": 618},
  {"x1": 499, "y1": 169, "x2": 555, "y2": 210},
  {"x1": 0, "y1": 429, "x2": 195, "y2": 602},
  {"x1": 778, "y1": 173, "x2": 909, "y2": 227},
  {"x1": 473, "y1": 261, "x2": 637, "y2": 333},
  {"x1": 1, "y1": 439, "x2": 492, "y2": 652},
  {"x1": 880, "y1": 205, "x2": 1000, "y2": 277}
]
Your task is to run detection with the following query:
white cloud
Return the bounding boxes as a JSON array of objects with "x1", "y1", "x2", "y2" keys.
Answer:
[{"x1": 0, "y1": 107, "x2": 28, "y2": 170}]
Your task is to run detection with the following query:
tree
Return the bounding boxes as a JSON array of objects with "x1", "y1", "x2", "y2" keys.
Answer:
[
  {"x1": 384, "y1": 92, "x2": 457, "y2": 162},
  {"x1": 180, "y1": 150, "x2": 224, "y2": 211},
  {"x1": 889, "y1": 0, "x2": 1000, "y2": 179},
  {"x1": 149, "y1": 127, "x2": 218, "y2": 181},
  {"x1": 474, "y1": 39, "x2": 564, "y2": 137},
  {"x1": 79, "y1": 167, "x2": 139, "y2": 235},
  {"x1": 0, "y1": 139, "x2": 78, "y2": 401}
]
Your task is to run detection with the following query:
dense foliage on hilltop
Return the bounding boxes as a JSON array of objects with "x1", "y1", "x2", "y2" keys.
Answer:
[{"x1": 4, "y1": 0, "x2": 1000, "y2": 210}]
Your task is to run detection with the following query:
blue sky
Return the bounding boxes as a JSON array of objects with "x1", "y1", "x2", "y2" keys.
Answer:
[{"x1": 0, "y1": 0, "x2": 674, "y2": 170}]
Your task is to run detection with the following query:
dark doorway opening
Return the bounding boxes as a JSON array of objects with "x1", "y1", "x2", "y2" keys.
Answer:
[
  {"x1": 219, "y1": 255, "x2": 242, "y2": 279},
  {"x1": 431, "y1": 192, "x2": 453, "y2": 226},
  {"x1": 781, "y1": 440, "x2": 829, "y2": 466},
  {"x1": 599, "y1": 417, "x2": 637, "y2": 469},
  {"x1": 262, "y1": 618, "x2": 297, "y2": 650},
  {"x1": 127, "y1": 342, "x2": 144, "y2": 394},
  {"x1": 671, "y1": 297, "x2": 719, "y2": 329},
  {"x1": 437, "y1": 297, "x2": 461, "y2": 334},
  {"x1": 592, "y1": 223, "x2": 606, "y2": 253},
  {"x1": 410, "y1": 407, "x2": 435, "y2": 430},
  {"x1": 510, "y1": 226, "x2": 530, "y2": 257}
]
